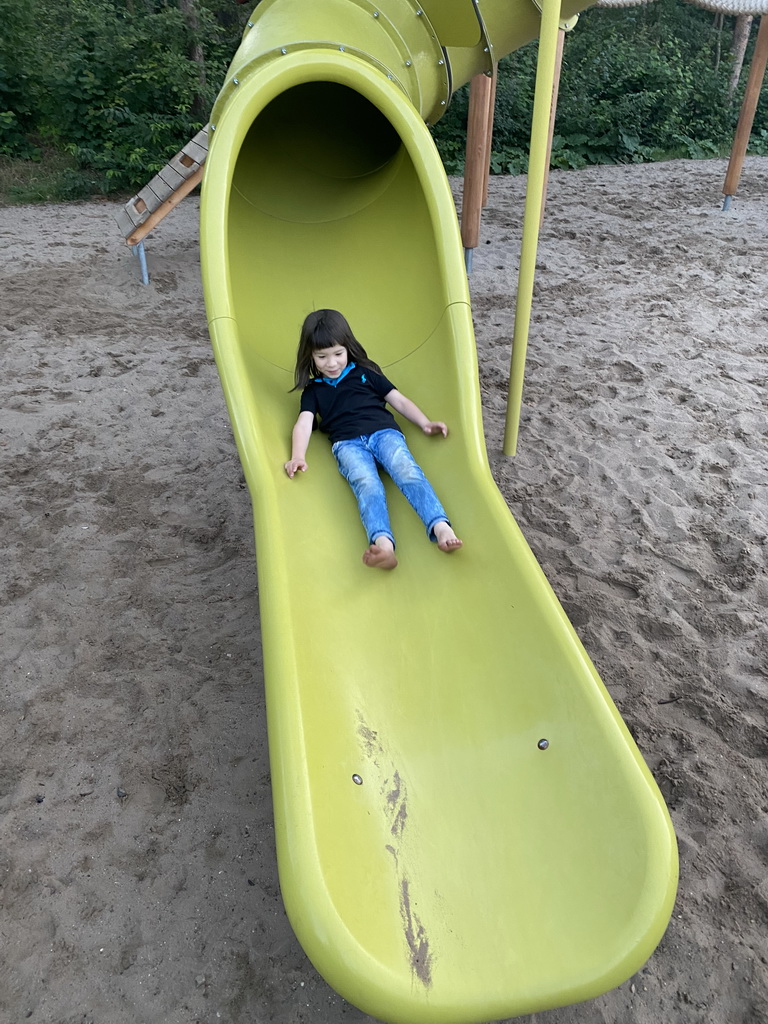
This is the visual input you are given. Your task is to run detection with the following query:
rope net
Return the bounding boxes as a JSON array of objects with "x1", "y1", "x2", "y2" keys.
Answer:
[{"x1": 596, "y1": 0, "x2": 768, "y2": 12}]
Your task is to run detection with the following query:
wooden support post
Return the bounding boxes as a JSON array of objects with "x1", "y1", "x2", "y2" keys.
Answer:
[
  {"x1": 540, "y1": 27, "x2": 566, "y2": 229},
  {"x1": 461, "y1": 72, "x2": 494, "y2": 264},
  {"x1": 723, "y1": 15, "x2": 768, "y2": 205}
]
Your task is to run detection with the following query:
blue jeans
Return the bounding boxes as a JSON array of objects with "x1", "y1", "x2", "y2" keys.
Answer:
[{"x1": 332, "y1": 429, "x2": 449, "y2": 548}]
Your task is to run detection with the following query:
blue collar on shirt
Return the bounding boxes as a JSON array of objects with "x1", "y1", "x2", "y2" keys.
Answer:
[{"x1": 320, "y1": 362, "x2": 356, "y2": 387}]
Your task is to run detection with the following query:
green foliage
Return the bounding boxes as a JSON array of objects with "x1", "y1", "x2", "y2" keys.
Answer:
[
  {"x1": 0, "y1": 0, "x2": 41, "y2": 157},
  {"x1": 1, "y1": 0, "x2": 765, "y2": 201},
  {"x1": 0, "y1": 147, "x2": 98, "y2": 203},
  {"x1": 8, "y1": 166, "x2": 105, "y2": 204},
  {"x1": 1, "y1": 0, "x2": 249, "y2": 197},
  {"x1": 746, "y1": 128, "x2": 768, "y2": 155},
  {"x1": 432, "y1": 0, "x2": 745, "y2": 173}
]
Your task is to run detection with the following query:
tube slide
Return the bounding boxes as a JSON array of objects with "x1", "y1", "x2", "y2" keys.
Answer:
[{"x1": 200, "y1": 3, "x2": 678, "y2": 1022}]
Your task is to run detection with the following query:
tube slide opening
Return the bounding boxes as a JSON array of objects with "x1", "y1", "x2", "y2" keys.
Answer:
[
  {"x1": 222, "y1": 69, "x2": 459, "y2": 373},
  {"x1": 232, "y1": 82, "x2": 403, "y2": 224}
]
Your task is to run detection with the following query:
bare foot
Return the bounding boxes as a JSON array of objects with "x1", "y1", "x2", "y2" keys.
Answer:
[
  {"x1": 434, "y1": 522, "x2": 463, "y2": 553},
  {"x1": 363, "y1": 541, "x2": 398, "y2": 570}
]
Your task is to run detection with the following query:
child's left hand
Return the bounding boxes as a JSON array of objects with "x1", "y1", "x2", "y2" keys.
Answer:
[{"x1": 422, "y1": 421, "x2": 448, "y2": 437}]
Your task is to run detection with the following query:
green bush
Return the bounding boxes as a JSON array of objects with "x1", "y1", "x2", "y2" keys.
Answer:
[
  {"x1": 1, "y1": 0, "x2": 765, "y2": 201},
  {"x1": 2, "y1": 0, "x2": 249, "y2": 197},
  {"x1": 0, "y1": 0, "x2": 41, "y2": 158}
]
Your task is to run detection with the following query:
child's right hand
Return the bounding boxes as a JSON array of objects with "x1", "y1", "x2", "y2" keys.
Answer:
[
  {"x1": 284, "y1": 458, "x2": 308, "y2": 478},
  {"x1": 423, "y1": 421, "x2": 448, "y2": 437}
]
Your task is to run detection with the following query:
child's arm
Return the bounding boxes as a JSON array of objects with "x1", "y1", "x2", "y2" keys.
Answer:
[
  {"x1": 284, "y1": 410, "x2": 315, "y2": 477},
  {"x1": 384, "y1": 389, "x2": 448, "y2": 437}
]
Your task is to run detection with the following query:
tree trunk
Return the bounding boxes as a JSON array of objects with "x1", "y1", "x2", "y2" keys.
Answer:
[
  {"x1": 729, "y1": 14, "x2": 754, "y2": 100},
  {"x1": 178, "y1": 0, "x2": 207, "y2": 119}
]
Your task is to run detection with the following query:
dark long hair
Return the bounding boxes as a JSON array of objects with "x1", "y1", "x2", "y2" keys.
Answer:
[{"x1": 291, "y1": 309, "x2": 382, "y2": 390}]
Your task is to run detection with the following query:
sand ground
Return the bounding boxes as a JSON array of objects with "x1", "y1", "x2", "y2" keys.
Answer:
[{"x1": 1, "y1": 157, "x2": 766, "y2": 1023}]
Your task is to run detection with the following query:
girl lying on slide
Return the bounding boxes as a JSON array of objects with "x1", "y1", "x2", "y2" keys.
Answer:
[{"x1": 284, "y1": 309, "x2": 462, "y2": 570}]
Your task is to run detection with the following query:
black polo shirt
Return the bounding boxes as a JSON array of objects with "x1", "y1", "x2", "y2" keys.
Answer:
[{"x1": 299, "y1": 364, "x2": 402, "y2": 443}]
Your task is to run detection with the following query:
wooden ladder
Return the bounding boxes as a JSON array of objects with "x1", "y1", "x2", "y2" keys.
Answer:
[{"x1": 115, "y1": 125, "x2": 209, "y2": 283}]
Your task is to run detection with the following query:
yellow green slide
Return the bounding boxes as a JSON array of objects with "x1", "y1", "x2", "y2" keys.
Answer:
[{"x1": 200, "y1": 3, "x2": 678, "y2": 1021}]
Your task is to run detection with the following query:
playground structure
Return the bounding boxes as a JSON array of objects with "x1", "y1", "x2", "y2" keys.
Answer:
[
  {"x1": 110, "y1": 0, "x2": 768, "y2": 1020},
  {"x1": 116, "y1": 4, "x2": 768, "y2": 248},
  {"x1": 106, "y1": 7, "x2": 768, "y2": 1014},
  {"x1": 117, "y1": 1, "x2": 768, "y2": 441},
  {"x1": 190, "y1": 2, "x2": 678, "y2": 1022}
]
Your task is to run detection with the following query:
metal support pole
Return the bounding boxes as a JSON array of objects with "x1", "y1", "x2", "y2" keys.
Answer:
[
  {"x1": 503, "y1": 0, "x2": 563, "y2": 455},
  {"x1": 132, "y1": 241, "x2": 150, "y2": 285}
]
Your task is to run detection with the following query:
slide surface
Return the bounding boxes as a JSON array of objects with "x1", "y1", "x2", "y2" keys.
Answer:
[{"x1": 200, "y1": 18, "x2": 678, "y2": 1024}]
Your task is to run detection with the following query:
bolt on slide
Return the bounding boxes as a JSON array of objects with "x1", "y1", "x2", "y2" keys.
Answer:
[{"x1": 200, "y1": 2, "x2": 678, "y2": 1022}]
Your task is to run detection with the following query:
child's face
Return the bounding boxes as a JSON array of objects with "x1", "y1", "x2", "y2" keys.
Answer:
[{"x1": 313, "y1": 345, "x2": 348, "y2": 379}]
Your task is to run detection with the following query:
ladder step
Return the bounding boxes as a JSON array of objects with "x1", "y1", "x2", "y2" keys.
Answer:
[
  {"x1": 143, "y1": 174, "x2": 176, "y2": 209},
  {"x1": 167, "y1": 150, "x2": 201, "y2": 180}
]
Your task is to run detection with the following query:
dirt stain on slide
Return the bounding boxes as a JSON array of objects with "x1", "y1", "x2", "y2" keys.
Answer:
[{"x1": 358, "y1": 712, "x2": 435, "y2": 987}]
